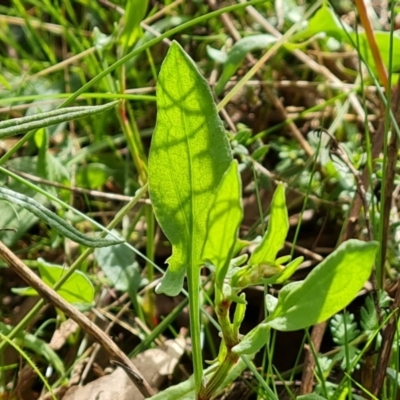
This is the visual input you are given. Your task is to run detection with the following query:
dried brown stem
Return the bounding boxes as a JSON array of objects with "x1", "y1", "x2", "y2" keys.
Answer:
[{"x1": 354, "y1": 0, "x2": 389, "y2": 90}]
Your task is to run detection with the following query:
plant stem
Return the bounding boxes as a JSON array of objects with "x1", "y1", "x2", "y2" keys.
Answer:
[
  {"x1": 354, "y1": 0, "x2": 388, "y2": 90},
  {"x1": 199, "y1": 351, "x2": 239, "y2": 400}
]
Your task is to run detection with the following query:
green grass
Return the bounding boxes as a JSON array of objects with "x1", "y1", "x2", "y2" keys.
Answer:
[{"x1": 0, "y1": 1, "x2": 399, "y2": 399}]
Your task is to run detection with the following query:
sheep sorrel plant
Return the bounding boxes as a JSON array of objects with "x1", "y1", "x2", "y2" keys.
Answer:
[{"x1": 148, "y1": 42, "x2": 379, "y2": 400}]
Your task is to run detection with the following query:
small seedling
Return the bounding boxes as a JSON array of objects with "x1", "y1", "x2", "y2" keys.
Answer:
[{"x1": 148, "y1": 42, "x2": 378, "y2": 400}]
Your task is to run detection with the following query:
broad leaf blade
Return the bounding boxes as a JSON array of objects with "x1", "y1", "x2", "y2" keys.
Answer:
[
  {"x1": 148, "y1": 41, "x2": 232, "y2": 296},
  {"x1": 249, "y1": 184, "x2": 288, "y2": 266},
  {"x1": 202, "y1": 160, "x2": 243, "y2": 289},
  {"x1": 267, "y1": 239, "x2": 378, "y2": 331}
]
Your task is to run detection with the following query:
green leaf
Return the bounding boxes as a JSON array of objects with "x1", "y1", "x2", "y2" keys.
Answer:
[
  {"x1": 267, "y1": 239, "x2": 379, "y2": 331},
  {"x1": 202, "y1": 160, "x2": 242, "y2": 289},
  {"x1": 292, "y1": 5, "x2": 350, "y2": 43},
  {"x1": 0, "y1": 101, "x2": 118, "y2": 138},
  {"x1": 215, "y1": 34, "x2": 277, "y2": 95},
  {"x1": 0, "y1": 187, "x2": 123, "y2": 248},
  {"x1": 249, "y1": 184, "x2": 288, "y2": 266},
  {"x1": 13, "y1": 258, "x2": 94, "y2": 305},
  {"x1": 120, "y1": 0, "x2": 148, "y2": 47},
  {"x1": 76, "y1": 163, "x2": 113, "y2": 189},
  {"x1": 94, "y1": 233, "x2": 145, "y2": 301},
  {"x1": 331, "y1": 312, "x2": 359, "y2": 345},
  {"x1": 266, "y1": 256, "x2": 303, "y2": 285},
  {"x1": 0, "y1": 322, "x2": 65, "y2": 376},
  {"x1": 352, "y1": 31, "x2": 400, "y2": 74},
  {"x1": 148, "y1": 41, "x2": 232, "y2": 296},
  {"x1": 232, "y1": 322, "x2": 269, "y2": 355},
  {"x1": 292, "y1": 4, "x2": 400, "y2": 75}
]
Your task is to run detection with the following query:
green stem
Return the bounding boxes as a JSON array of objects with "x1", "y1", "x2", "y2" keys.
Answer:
[
  {"x1": 187, "y1": 264, "x2": 204, "y2": 395},
  {"x1": 199, "y1": 351, "x2": 239, "y2": 400}
]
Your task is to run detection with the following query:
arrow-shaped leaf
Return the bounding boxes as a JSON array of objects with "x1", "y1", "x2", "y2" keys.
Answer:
[{"x1": 148, "y1": 41, "x2": 232, "y2": 296}]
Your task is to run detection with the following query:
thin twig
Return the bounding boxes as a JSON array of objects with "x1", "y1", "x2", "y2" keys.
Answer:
[{"x1": 354, "y1": 0, "x2": 389, "y2": 90}]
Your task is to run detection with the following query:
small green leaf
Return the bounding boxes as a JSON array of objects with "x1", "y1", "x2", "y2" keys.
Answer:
[
  {"x1": 215, "y1": 34, "x2": 277, "y2": 95},
  {"x1": 202, "y1": 160, "x2": 243, "y2": 289},
  {"x1": 148, "y1": 41, "x2": 232, "y2": 296},
  {"x1": 76, "y1": 163, "x2": 113, "y2": 189},
  {"x1": 232, "y1": 294, "x2": 246, "y2": 335},
  {"x1": 232, "y1": 322, "x2": 269, "y2": 355},
  {"x1": 0, "y1": 187, "x2": 123, "y2": 248},
  {"x1": 292, "y1": 5, "x2": 350, "y2": 43},
  {"x1": 268, "y1": 256, "x2": 303, "y2": 284},
  {"x1": 0, "y1": 101, "x2": 118, "y2": 138},
  {"x1": 267, "y1": 240, "x2": 379, "y2": 331},
  {"x1": 249, "y1": 184, "x2": 288, "y2": 266},
  {"x1": 206, "y1": 46, "x2": 228, "y2": 64},
  {"x1": 13, "y1": 258, "x2": 94, "y2": 305},
  {"x1": 148, "y1": 358, "x2": 250, "y2": 400},
  {"x1": 94, "y1": 233, "x2": 145, "y2": 301}
]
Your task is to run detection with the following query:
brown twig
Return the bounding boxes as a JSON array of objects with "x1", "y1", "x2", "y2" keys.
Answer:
[
  {"x1": 0, "y1": 240, "x2": 154, "y2": 398},
  {"x1": 372, "y1": 283, "x2": 400, "y2": 398},
  {"x1": 354, "y1": 0, "x2": 389, "y2": 90},
  {"x1": 300, "y1": 323, "x2": 326, "y2": 394}
]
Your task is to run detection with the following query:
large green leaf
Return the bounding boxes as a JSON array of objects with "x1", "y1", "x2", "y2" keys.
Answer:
[
  {"x1": 202, "y1": 160, "x2": 243, "y2": 289},
  {"x1": 233, "y1": 240, "x2": 378, "y2": 354},
  {"x1": 148, "y1": 41, "x2": 232, "y2": 296},
  {"x1": 268, "y1": 239, "x2": 378, "y2": 331}
]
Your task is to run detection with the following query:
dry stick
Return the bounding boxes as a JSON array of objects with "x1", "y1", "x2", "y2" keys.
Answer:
[
  {"x1": 354, "y1": 0, "x2": 389, "y2": 90},
  {"x1": 371, "y1": 81, "x2": 400, "y2": 398},
  {"x1": 7, "y1": 167, "x2": 142, "y2": 203},
  {"x1": 300, "y1": 323, "x2": 326, "y2": 394},
  {"x1": 373, "y1": 283, "x2": 400, "y2": 398},
  {"x1": 0, "y1": 241, "x2": 154, "y2": 398}
]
